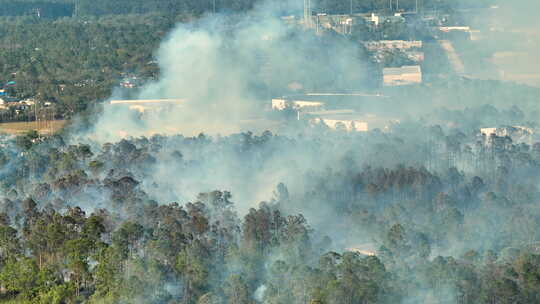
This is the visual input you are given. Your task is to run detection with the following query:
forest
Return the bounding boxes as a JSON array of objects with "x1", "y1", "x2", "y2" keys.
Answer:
[
  {"x1": 0, "y1": 0, "x2": 538, "y2": 303},
  {"x1": 0, "y1": 14, "x2": 182, "y2": 119},
  {"x1": 0, "y1": 97, "x2": 538, "y2": 303},
  {"x1": 0, "y1": 0, "x2": 497, "y2": 18}
]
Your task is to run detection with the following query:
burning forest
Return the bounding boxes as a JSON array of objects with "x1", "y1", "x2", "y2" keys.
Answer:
[{"x1": 0, "y1": 0, "x2": 539, "y2": 304}]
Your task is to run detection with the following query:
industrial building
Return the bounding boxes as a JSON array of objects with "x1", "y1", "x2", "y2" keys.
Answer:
[
  {"x1": 364, "y1": 40, "x2": 422, "y2": 51},
  {"x1": 301, "y1": 110, "x2": 398, "y2": 133},
  {"x1": 383, "y1": 65, "x2": 422, "y2": 86},
  {"x1": 271, "y1": 93, "x2": 390, "y2": 114},
  {"x1": 304, "y1": 109, "x2": 368, "y2": 132},
  {"x1": 312, "y1": 115, "x2": 369, "y2": 132},
  {"x1": 271, "y1": 99, "x2": 325, "y2": 111},
  {"x1": 438, "y1": 26, "x2": 471, "y2": 33},
  {"x1": 304, "y1": 12, "x2": 411, "y2": 35}
]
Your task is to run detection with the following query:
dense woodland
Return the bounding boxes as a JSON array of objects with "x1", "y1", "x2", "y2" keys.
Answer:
[
  {"x1": 0, "y1": 100, "x2": 538, "y2": 303},
  {"x1": 0, "y1": 0, "x2": 498, "y2": 18},
  {"x1": 0, "y1": 14, "x2": 184, "y2": 119},
  {"x1": 0, "y1": 0, "x2": 538, "y2": 303}
]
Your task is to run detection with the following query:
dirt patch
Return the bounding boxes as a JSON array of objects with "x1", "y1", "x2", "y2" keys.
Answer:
[{"x1": 0, "y1": 120, "x2": 67, "y2": 135}]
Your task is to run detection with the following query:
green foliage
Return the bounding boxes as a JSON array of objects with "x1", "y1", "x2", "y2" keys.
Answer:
[
  {"x1": 0, "y1": 14, "x2": 176, "y2": 121},
  {"x1": 0, "y1": 257, "x2": 39, "y2": 298},
  {"x1": 15, "y1": 129, "x2": 39, "y2": 150},
  {"x1": 0, "y1": 98, "x2": 539, "y2": 303}
]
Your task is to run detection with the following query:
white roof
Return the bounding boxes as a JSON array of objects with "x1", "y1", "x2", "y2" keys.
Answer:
[
  {"x1": 110, "y1": 99, "x2": 187, "y2": 105},
  {"x1": 304, "y1": 109, "x2": 356, "y2": 116},
  {"x1": 383, "y1": 65, "x2": 421, "y2": 75}
]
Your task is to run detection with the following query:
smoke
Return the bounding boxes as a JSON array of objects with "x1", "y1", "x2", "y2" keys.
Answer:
[
  {"x1": 0, "y1": 2, "x2": 538, "y2": 304},
  {"x1": 21, "y1": 0, "x2": 525, "y2": 265},
  {"x1": 86, "y1": 2, "x2": 370, "y2": 141},
  {"x1": 52, "y1": 1, "x2": 540, "y2": 302},
  {"x1": 445, "y1": 0, "x2": 540, "y2": 88},
  {"x1": 254, "y1": 284, "x2": 267, "y2": 302}
]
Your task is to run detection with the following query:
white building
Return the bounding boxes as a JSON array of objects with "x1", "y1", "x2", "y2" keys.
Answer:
[
  {"x1": 313, "y1": 116, "x2": 369, "y2": 132},
  {"x1": 110, "y1": 99, "x2": 187, "y2": 113},
  {"x1": 271, "y1": 98, "x2": 325, "y2": 111},
  {"x1": 439, "y1": 26, "x2": 471, "y2": 32},
  {"x1": 346, "y1": 243, "x2": 377, "y2": 256},
  {"x1": 383, "y1": 65, "x2": 422, "y2": 86},
  {"x1": 302, "y1": 110, "x2": 368, "y2": 132},
  {"x1": 302, "y1": 110, "x2": 398, "y2": 133},
  {"x1": 364, "y1": 40, "x2": 422, "y2": 51}
]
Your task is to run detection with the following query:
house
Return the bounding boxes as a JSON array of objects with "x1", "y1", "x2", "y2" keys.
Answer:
[{"x1": 383, "y1": 65, "x2": 422, "y2": 86}]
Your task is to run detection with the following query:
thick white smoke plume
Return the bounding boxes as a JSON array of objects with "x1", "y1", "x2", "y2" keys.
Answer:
[
  {"x1": 88, "y1": 3, "x2": 369, "y2": 141},
  {"x1": 73, "y1": 0, "x2": 540, "y2": 255}
]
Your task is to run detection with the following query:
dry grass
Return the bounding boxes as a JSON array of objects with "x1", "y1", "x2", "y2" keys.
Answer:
[{"x1": 0, "y1": 120, "x2": 67, "y2": 135}]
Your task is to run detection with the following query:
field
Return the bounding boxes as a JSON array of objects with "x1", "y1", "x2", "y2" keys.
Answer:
[{"x1": 0, "y1": 120, "x2": 67, "y2": 135}]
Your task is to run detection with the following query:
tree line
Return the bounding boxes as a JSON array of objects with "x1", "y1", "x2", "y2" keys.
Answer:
[
  {"x1": 0, "y1": 100, "x2": 538, "y2": 302},
  {"x1": 0, "y1": 0, "x2": 499, "y2": 18}
]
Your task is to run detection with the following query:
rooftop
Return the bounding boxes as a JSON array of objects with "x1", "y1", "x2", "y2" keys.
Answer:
[
  {"x1": 110, "y1": 99, "x2": 187, "y2": 105},
  {"x1": 383, "y1": 65, "x2": 422, "y2": 75}
]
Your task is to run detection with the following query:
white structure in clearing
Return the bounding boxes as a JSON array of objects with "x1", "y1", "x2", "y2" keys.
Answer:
[
  {"x1": 383, "y1": 65, "x2": 422, "y2": 86},
  {"x1": 302, "y1": 110, "x2": 396, "y2": 133},
  {"x1": 313, "y1": 116, "x2": 369, "y2": 132},
  {"x1": 346, "y1": 243, "x2": 377, "y2": 256},
  {"x1": 439, "y1": 26, "x2": 471, "y2": 32},
  {"x1": 109, "y1": 99, "x2": 188, "y2": 113},
  {"x1": 271, "y1": 98, "x2": 325, "y2": 111}
]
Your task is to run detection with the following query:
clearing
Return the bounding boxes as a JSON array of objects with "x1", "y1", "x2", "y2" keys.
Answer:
[{"x1": 0, "y1": 120, "x2": 67, "y2": 135}]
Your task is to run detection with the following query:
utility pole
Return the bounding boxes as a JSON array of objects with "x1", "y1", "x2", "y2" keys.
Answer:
[
  {"x1": 34, "y1": 102, "x2": 38, "y2": 131},
  {"x1": 213, "y1": 0, "x2": 216, "y2": 14},
  {"x1": 350, "y1": 0, "x2": 353, "y2": 15},
  {"x1": 303, "y1": 0, "x2": 311, "y2": 28}
]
